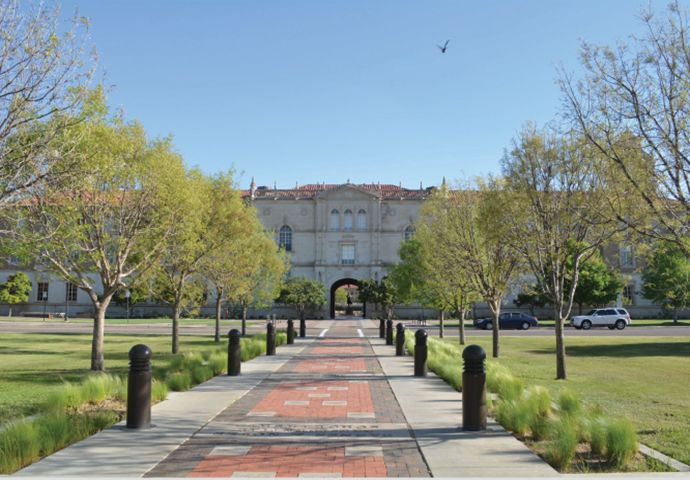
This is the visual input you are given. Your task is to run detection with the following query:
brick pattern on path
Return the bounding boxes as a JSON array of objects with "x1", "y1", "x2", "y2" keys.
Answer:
[{"x1": 146, "y1": 320, "x2": 430, "y2": 478}]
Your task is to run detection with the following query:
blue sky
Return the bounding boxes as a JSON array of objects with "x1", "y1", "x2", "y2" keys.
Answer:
[{"x1": 60, "y1": 0, "x2": 672, "y2": 189}]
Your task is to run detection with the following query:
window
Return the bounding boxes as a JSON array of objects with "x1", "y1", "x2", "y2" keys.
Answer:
[
  {"x1": 357, "y1": 209, "x2": 367, "y2": 230},
  {"x1": 622, "y1": 285, "x2": 634, "y2": 305},
  {"x1": 37, "y1": 282, "x2": 49, "y2": 302},
  {"x1": 620, "y1": 245, "x2": 634, "y2": 267},
  {"x1": 66, "y1": 283, "x2": 77, "y2": 302},
  {"x1": 404, "y1": 226, "x2": 415, "y2": 241},
  {"x1": 279, "y1": 225, "x2": 292, "y2": 252},
  {"x1": 343, "y1": 209, "x2": 353, "y2": 231},
  {"x1": 330, "y1": 209, "x2": 339, "y2": 230},
  {"x1": 341, "y1": 244, "x2": 355, "y2": 265}
]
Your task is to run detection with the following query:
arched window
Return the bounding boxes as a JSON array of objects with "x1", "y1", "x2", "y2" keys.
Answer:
[
  {"x1": 343, "y1": 209, "x2": 353, "y2": 231},
  {"x1": 279, "y1": 225, "x2": 292, "y2": 251},
  {"x1": 357, "y1": 209, "x2": 367, "y2": 230},
  {"x1": 330, "y1": 209, "x2": 340, "y2": 230},
  {"x1": 404, "y1": 226, "x2": 415, "y2": 241}
]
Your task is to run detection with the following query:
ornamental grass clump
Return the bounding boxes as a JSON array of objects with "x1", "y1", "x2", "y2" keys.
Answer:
[
  {"x1": 557, "y1": 389, "x2": 581, "y2": 417},
  {"x1": 152, "y1": 379, "x2": 169, "y2": 402},
  {"x1": 166, "y1": 371, "x2": 191, "y2": 391},
  {"x1": 208, "y1": 352, "x2": 227, "y2": 375},
  {"x1": 605, "y1": 419, "x2": 638, "y2": 468},
  {"x1": 545, "y1": 416, "x2": 578, "y2": 470},
  {"x1": 589, "y1": 416, "x2": 608, "y2": 456},
  {"x1": 0, "y1": 420, "x2": 39, "y2": 473}
]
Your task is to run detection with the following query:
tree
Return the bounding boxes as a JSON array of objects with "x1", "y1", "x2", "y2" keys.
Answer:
[
  {"x1": 0, "y1": 272, "x2": 31, "y2": 317},
  {"x1": 422, "y1": 180, "x2": 520, "y2": 357},
  {"x1": 568, "y1": 252, "x2": 624, "y2": 314},
  {"x1": 561, "y1": 2, "x2": 690, "y2": 253},
  {"x1": 513, "y1": 285, "x2": 549, "y2": 316},
  {"x1": 502, "y1": 124, "x2": 621, "y2": 379},
  {"x1": 204, "y1": 200, "x2": 286, "y2": 339},
  {"x1": 642, "y1": 240, "x2": 690, "y2": 322},
  {"x1": 0, "y1": 0, "x2": 94, "y2": 211},
  {"x1": 358, "y1": 279, "x2": 378, "y2": 318},
  {"x1": 19, "y1": 93, "x2": 187, "y2": 371},
  {"x1": 277, "y1": 277, "x2": 326, "y2": 321},
  {"x1": 415, "y1": 185, "x2": 481, "y2": 343}
]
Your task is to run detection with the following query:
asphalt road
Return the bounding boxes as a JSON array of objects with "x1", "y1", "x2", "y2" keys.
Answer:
[{"x1": 1, "y1": 320, "x2": 689, "y2": 337}]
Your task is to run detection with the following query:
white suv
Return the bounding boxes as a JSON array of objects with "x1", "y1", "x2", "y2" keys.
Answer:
[{"x1": 571, "y1": 308, "x2": 631, "y2": 330}]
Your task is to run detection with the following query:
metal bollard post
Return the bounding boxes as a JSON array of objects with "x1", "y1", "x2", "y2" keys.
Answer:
[
  {"x1": 414, "y1": 329, "x2": 428, "y2": 377},
  {"x1": 299, "y1": 318, "x2": 306, "y2": 338},
  {"x1": 386, "y1": 319, "x2": 394, "y2": 345},
  {"x1": 228, "y1": 329, "x2": 241, "y2": 376},
  {"x1": 127, "y1": 344, "x2": 152, "y2": 429},
  {"x1": 395, "y1": 322, "x2": 405, "y2": 356},
  {"x1": 266, "y1": 322, "x2": 276, "y2": 356},
  {"x1": 379, "y1": 318, "x2": 385, "y2": 338},
  {"x1": 462, "y1": 345, "x2": 487, "y2": 431},
  {"x1": 287, "y1": 319, "x2": 295, "y2": 344}
]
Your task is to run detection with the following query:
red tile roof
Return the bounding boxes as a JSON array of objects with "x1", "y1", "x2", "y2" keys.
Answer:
[{"x1": 242, "y1": 183, "x2": 433, "y2": 200}]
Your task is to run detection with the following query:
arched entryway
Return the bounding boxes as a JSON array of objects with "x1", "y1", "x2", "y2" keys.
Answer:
[{"x1": 330, "y1": 278, "x2": 364, "y2": 319}]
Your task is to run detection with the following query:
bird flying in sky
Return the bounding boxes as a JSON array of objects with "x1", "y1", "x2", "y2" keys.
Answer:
[{"x1": 437, "y1": 40, "x2": 449, "y2": 53}]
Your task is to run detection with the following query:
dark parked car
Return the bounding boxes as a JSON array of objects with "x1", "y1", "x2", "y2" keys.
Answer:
[{"x1": 473, "y1": 312, "x2": 539, "y2": 330}]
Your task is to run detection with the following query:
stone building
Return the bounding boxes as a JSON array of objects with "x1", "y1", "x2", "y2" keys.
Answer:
[{"x1": 246, "y1": 181, "x2": 431, "y2": 318}]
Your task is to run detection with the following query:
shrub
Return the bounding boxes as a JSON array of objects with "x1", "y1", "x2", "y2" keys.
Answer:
[
  {"x1": 152, "y1": 380, "x2": 169, "y2": 403},
  {"x1": 557, "y1": 389, "x2": 581, "y2": 417},
  {"x1": 166, "y1": 372, "x2": 191, "y2": 392},
  {"x1": 605, "y1": 419, "x2": 637, "y2": 468},
  {"x1": 545, "y1": 416, "x2": 578, "y2": 470}
]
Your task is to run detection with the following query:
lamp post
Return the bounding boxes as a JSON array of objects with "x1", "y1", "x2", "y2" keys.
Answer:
[{"x1": 42, "y1": 290, "x2": 48, "y2": 321}]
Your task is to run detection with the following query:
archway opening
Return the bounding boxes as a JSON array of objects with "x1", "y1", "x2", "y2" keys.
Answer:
[{"x1": 330, "y1": 278, "x2": 364, "y2": 319}]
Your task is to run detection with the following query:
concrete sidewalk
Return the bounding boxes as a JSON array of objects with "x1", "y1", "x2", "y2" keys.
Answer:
[{"x1": 17, "y1": 339, "x2": 312, "y2": 477}]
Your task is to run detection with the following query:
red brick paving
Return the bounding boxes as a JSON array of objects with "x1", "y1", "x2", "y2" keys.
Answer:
[
  {"x1": 311, "y1": 346, "x2": 365, "y2": 354},
  {"x1": 189, "y1": 445, "x2": 387, "y2": 478},
  {"x1": 250, "y1": 380, "x2": 373, "y2": 418},
  {"x1": 295, "y1": 358, "x2": 367, "y2": 373}
]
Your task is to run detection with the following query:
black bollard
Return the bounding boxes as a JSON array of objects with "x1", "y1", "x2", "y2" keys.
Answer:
[
  {"x1": 299, "y1": 318, "x2": 306, "y2": 338},
  {"x1": 386, "y1": 319, "x2": 394, "y2": 345},
  {"x1": 127, "y1": 344, "x2": 152, "y2": 429},
  {"x1": 287, "y1": 319, "x2": 295, "y2": 344},
  {"x1": 227, "y1": 329, "x2": 241, "y2": 376},
  {"x1": 266, "y1": 322, "x2": 276, "y2": 356},
  {"x1": 414, "y1": 329, "x2": 428, "y2": 377},
  {"x1": 395, "y1": 322, "x2": 405, "y2": 356},
  {"x1": 379, "y1": 318, "x2": 385, "y2": 339},
  {"x1": 462, "y1": 345, "x2": 487, "y2": 431}
]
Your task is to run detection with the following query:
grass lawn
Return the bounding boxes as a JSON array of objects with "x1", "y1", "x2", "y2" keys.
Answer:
[
  {"x1": 441, "y1": 335, "x2": 690, "y2": 464},
  {"x1": 0, "y1": 316, "x2": 271, "y2": 327},
  {"x1": 0, "y1": 332, "x2": 225, "y2": 424}
]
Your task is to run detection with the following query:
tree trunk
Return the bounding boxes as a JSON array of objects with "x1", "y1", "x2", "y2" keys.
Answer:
[
  {"x1": 488, "y1": 299, "x2": 501, "y2": 358},
  {"x1": 456, "y1": 308, "x2": 466, "y2": 345},
  {"x1": 578, "y1": 302, "x2": 583, "y2": 315},
  {"x1": 673, "y1": 309, "x2": 679, "y2": 324},
  {"x1": 214, "y1": 291, "x2": 222, "y2": 343},
  {"x1": 8, "y1": 306, "x2": 12, "y2": 318},
  {"x1": 241, "y1": 306, "x2": 248, "y2": 336},
  {"x1": 172, "y1": 300, "x2": 181, "y2": 354},
  {"x1": 555, "y1": 304, "x2": 567, "y2": 380},
  {"x1": 439, "y1": 310, "x2": 444, "y2": 338},
  {"x1": 90, "y1": 295, "x2": 113, "y2": 371}
]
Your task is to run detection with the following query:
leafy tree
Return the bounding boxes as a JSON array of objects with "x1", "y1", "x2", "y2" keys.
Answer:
[
  {"x1": 568, "y1": 252, "x2": 624, "y2": 314},
  {"x1": 502, "y1": 124, "x2": 621, "y2": 378},
  {"x1": 0, "y1": 272, "x2": 31, "y2": 317},
  {"x1": 204, "y1": 200, "x2": 286, "y2": 339},
  {"x1": 19, "y1": 93, "x2": 187, "y2": 371},
  {"x1": 415, "y1": 185, "x2": 481, "y2": 343},
  {"x1": 277, "y1": 277, "x2": 326, "y2": 321},
  {"x1": 0, "y1": 0, "x2": 94, "y2": 212},
  {"x1": 358, "y1": 279, "x2": 378, "y2": 318},
  {"x1": 561, "y1": 1, "x2": 690, "y2": 254},
  {"x1": 642, "y1": 241, "x2": 690, "y2": 322},
  {"x1": 513, "y1": 285, "x2": 549, "y2": 316}
]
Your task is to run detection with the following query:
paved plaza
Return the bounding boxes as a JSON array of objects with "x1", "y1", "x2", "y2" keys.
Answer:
[{"x1": 19, "y1": 319, "x2": 557, "y2": 478}]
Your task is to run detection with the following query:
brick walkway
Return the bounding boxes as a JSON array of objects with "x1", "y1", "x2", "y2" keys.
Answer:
[{"x1": 146, "y1": 321, "x2": 430, "y2": 478}]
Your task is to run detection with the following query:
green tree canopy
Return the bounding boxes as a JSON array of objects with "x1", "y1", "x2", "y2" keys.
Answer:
[
  {"x1": 277, "y1": 277, "x2": 326, "y2": 320},
  {"x1": 0, "y1": 272, "x2": 31, "y2": 317},
  {"x1": 642, "y1": 241, "x2": 690, "y2": 322}
]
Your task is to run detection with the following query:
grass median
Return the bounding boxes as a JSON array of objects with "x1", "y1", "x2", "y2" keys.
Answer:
[{"x1": 440, "y1": 335, "x2": 690, "y2": 465}]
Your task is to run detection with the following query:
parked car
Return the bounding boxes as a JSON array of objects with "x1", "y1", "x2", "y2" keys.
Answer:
[
  {"x1": 570, "y1": 308, "x2": 631, "y2": 330},
  {"x1": 473, "y1": 312, "x2": 539, "y2": 330}
]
